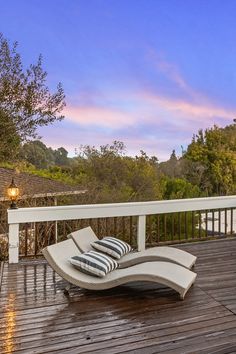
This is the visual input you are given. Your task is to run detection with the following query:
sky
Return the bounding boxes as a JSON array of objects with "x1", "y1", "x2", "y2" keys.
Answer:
[{"x1": 1, "y1": 0, "x2": 236, "y2": 161}]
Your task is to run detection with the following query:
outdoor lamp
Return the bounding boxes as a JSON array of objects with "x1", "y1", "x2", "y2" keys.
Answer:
[{"x1": 7, "y1": 178, "x2": 20, "y2": 209}]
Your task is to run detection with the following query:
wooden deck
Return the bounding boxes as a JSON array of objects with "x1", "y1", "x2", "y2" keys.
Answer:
[{"x1": 1, "y1": 239, "x2": 236, "y2": 354}]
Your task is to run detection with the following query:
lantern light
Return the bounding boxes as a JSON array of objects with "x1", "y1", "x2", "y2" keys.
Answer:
[{"x1": 7, "y1": 178, "x2": 20, "y2": 209}]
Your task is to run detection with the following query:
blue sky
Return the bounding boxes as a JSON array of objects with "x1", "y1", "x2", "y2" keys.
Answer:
[{"x1": 1, "y1": 0, "x2": 236, "y2": 160}]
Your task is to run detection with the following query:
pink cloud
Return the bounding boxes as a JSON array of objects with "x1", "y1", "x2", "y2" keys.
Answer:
[
  {"x1": 137, "y1": 52, "x2": 236, "y2": 126},
  {"x1": 64, "y1": 52, "x2": 236, "y2": 133},
  {"x1": 42, "y1": 54, "x2": 236, "y2": 161},
  {"x1": 63, "y1": 87, "x2": 236, "y2": 142},
  {"x1": 139, "y1": 92, "x2": 236, "y2": 123},
  {"x1": 146, "y1": 50, "x2": 214, "y2": 104},
  {"x1": 64, "y1": 105, "x2": 135, "y2": 128},
  {"x1": 40, "y1": 124, "x2": 181, "y2": 161},
  {"x1": 149, "y1": 53, "x2": 189, "y2": 91}
]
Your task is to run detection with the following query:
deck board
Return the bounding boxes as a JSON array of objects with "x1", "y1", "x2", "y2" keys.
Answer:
[{"x1": 1, "y1": 239, "x2": 236, "y2": 353}]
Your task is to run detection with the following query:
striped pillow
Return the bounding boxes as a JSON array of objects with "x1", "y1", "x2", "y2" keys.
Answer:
[
  {"x1": 91, "y1": 237, "x2": 132, "y2": 259},
  {"x1": 70, "y1": 251, "x2": 118, "y2": 278}
]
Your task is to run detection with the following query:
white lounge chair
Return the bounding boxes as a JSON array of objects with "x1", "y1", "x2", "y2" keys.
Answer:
[
  {"x1": 42, "y1": 239, "x2": 196, "y2": 299},
  {"x1": 68, "y1": 227, "x2": 197, "y2": 269}
]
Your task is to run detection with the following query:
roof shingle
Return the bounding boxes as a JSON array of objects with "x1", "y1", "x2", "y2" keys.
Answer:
[{"x1": 0, "y1": 167, "x2": 85, "y2": 199}]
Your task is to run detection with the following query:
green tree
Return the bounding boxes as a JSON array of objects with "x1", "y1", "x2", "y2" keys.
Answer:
[
  {"x1": 0, "y1": 33, "x2": 65, "y2": 142},
  {"x1": 185, "y1": 124, "x2": 236, "y2": 195},
  {"x1": 124, "y1": 151, "x2": 161, "y2": 201},
  {"x1": 162, "y1": 177, "x2": 201, "y2": 200},
  {"x1": 0, "y1": 109, "x2": 20, "y2": 161},
  {"x1": 73, "y1": 141, "x2": 129, "y2": 202},
  {"x1": 159, "y1": 150, "x2": 183, "y2": 178},
  {"x1": 72, "y1": 142, "x2": 163, "y2": 203},
  {"x1": 19, "y1": 140, "x2": 55, "y2": 168},
  {"x1": 54, "y1": 147, "x2": 69, "y2": 166}
]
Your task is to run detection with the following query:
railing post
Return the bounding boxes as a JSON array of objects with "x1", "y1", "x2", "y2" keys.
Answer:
[
  {"x1": 54, "y1": 197, "x2": 58, "y2": 243},
  {"x1": 8, "y1": 223, "x2": 20, "y2": 264},
  {"x1": 137, "y1": 215, "x2": 146, "y2": 251}
]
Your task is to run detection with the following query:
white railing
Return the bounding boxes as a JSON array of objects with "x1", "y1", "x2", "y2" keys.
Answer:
[{"x1": 7, "y1": 195, "x2": 236, "y2": 263}]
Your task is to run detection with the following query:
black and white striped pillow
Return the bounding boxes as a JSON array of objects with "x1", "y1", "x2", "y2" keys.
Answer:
[
  {"x1": 70, "y1": 251, "x2": 118, "y2": 278},
  {"x1": 91, "y1": 237, "x2": 132, "y2": 259}
]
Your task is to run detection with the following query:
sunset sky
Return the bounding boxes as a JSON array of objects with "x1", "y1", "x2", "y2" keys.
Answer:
[{"x1": 1, "y1": 0, "x2": 236, "y2": 160}]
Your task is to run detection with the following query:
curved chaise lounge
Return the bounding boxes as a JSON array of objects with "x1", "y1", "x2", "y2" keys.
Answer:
[
  {"x1": 68, "y1": 227, "x2": 197, "y2": 269},
  {"x1": 42, "y1": 239, "x2": 197, "y2": 299}
]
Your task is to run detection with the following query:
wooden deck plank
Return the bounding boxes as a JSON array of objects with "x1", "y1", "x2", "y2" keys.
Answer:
[{"x1": 0, "y1": 238, "x2": 236, "y2": 353}]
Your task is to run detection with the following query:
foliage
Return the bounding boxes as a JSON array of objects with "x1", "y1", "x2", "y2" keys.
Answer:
[
  {"x1": 19, "y1": 140, "x2": 55, "y2": 168},
  {"x1": 159, "y1": 150, "x2": 182, "y2": 178},
  {"x1": 19, "y1": 140, "x2": 71, "y2": 168},
  {"x1": 72, "y1": 142, "x2": 163, "y2": 203},
  {"x1": 162, "y1": 177, "x2": 201, "y2": 200},
  {"x1": 0, "y1": 108, "x2": 21, "y2": 161},
  {"x1": 0, "y1": 33, "x2": 65, "y2": 142},
  {"x1": 54, "y1": 147, "x2": 69, "y2": 166},
  {"x1": 185, "y1": 124, "x2": 236, "y2": 195},
  {"x1": 0, "y1": 160, "x2": 75, "y2": 186}
]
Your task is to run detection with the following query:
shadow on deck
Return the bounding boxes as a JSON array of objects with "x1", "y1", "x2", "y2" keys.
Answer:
[{"x1": 1, "y1": 239, "x2": 236, "y2": 353}]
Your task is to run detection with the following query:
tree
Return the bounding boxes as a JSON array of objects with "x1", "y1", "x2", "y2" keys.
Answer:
[
  {"x1": 125, "y1": 151, "x2": 161, "y2": 201},
  {"x1": 73, "y1": 141, "x2": 129, "y2": 202},
  {"x1": 54, "y1": 147, "x2": 69, "y2": 166},
  {"x1": 19, "y1": 140, "x2": 55, "y2": 168},
  {"x1": 162, "y1": 177, "x2": 201, "y2": 200},
  {"x1": 0, "y1": 109, "x2": 20, "y2": 161},
  {"x1": 0, "y1": 33, "x2": 65, "y2": 142},
  {"x1": 159, "y1": 150, "x2": 182, "y2": 178},
  {"x1": 72, "y1": 142, "x2": 163, "y2": 203},
  {"x1": 184, "y1": 125, "x2": 236, "y2": 195}
]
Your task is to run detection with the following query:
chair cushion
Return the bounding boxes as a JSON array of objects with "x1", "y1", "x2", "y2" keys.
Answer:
[
  {"x1": 91, "y1": 237, "x2": 132, "y2": 259},
  {"x1": 70, "y1": 251, "x2": 118, "y2": 278}
]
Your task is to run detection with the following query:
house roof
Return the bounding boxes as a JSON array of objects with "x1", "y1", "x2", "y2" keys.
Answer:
[{"x1": 0, "y1": 167, "x2": 86, "y2": 200}]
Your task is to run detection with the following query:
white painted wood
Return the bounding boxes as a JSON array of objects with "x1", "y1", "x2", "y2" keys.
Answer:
[
  {"x1": 7, "y1": 195, "x2": 236, "y2": 224},
  {"x1": 137, "y1": 215, "x2": 146, "y2": 251},
  {"x1": 8, "y1": 224, "x2": 19, "y2": 264},
  {"x1": 7, "y1": 195, "x2": 236, "y2": 263},
  {"x1": 54, "y1": 197, "x2": 58, "y2": 243}
]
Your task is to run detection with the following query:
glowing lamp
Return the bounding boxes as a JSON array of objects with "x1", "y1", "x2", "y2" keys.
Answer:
[{"x1": 7, "y1": 178, "x2": 19, "y2": 209}]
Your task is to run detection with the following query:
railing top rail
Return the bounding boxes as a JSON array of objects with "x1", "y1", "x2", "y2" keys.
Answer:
[{"x1": 7, "y1": 195, "x2": 236, "y2": 224}]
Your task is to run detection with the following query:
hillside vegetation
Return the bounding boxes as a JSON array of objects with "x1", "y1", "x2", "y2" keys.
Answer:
[{"x1": 1, "y1": 123, "x2": 235, "y2": 203}]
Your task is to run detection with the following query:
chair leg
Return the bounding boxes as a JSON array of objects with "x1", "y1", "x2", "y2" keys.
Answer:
[{"x1": 64, "y1": 283, "x2": 71, "y2": 296}]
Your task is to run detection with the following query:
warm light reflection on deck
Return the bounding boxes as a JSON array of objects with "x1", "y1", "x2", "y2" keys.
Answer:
[{"x1": 3, "y1": 293, "x2": 16, "y2": 353}]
